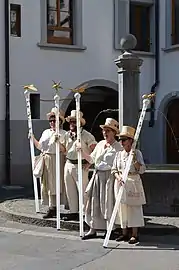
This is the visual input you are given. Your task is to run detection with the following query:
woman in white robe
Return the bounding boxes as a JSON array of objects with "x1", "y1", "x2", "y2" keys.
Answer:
[
  {"x1": 112, "y1": 126, "x2": 146, "y2": 244},
  {"x1": 32, "y1": 108, "x2": 66, "y2": 219},
  {"x1": 77, "y1": 118, "x2": 122, "y2": 240}
]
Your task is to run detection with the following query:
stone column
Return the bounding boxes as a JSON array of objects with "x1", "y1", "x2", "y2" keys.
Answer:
[{"x1": 115, "y1": 35, "x2": 143, "y2": 129}]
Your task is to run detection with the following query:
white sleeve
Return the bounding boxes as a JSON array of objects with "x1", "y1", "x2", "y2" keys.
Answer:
[
  {"x1": 111, "y1": 152, "x2": 119, "y2": 175},
  {"x1": 38, "y1": 130, "x2": 48, "y2": 150},
  {"x1": 136, "y1": 150, "x2": 146, "y2": 174},
  {"x1": 89, "y1": 142, "x2": 100, "y2": 164},
  {"x1": 84, "y1": 131, "x2": 97, "y2": 148}
]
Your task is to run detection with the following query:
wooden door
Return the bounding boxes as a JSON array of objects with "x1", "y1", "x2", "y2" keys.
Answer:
[{"x1": 166, "y1": 98, "x2": 179, "y2": 164}]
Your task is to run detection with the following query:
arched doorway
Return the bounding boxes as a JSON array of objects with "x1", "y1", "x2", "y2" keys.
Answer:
[
  {"x1": 63, "y1": 86, "x2": 118, "y2": 141},
  {"x1": 166, "y1": 98, "x2": 179, "y2": 164}
]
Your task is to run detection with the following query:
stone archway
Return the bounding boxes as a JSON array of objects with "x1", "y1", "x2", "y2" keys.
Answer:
[
  {"x1": 166, "y1": 98, "x2": 179, "y2": 164},
  {"x1": 157, "y1": 92, "x2": 179, "y2": 164},
  {"x1": 61, "y1": 80, "x2": 118, "y2": 142}
]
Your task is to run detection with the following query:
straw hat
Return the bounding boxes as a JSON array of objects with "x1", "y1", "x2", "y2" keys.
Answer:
[
  {"x1": 66, "y1": 110, "x2": 86, "y2": 126},
  {"x1": 100, "y1": 118, "x2": 120, "y2": 134},
  {"x1": 46, "y1": 107, "x2": 65, "y2": 123},
  {"x1": 119, "y1": 126, "x2": 135, "y2": 139}
]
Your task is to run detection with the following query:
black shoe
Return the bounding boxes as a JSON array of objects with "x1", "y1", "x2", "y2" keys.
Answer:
[
  {"x1": 81, "y1": 232, "x2": 97, "y2": 240},
  {"x1": 60, "y1": 213, "x2": 68, "y2": 220},
  {"x1": 61, "y1": 213, "x2": 79, "y2": 221},
  {"x1": 43, "y1": 207, "x2": 56, "y2": 219},
  {"x1": 116, "y1": 234, "x2": 129, "y2": 242},
  {"x1": 128, "y1": 236, "x2": 139, "y2": 244}
]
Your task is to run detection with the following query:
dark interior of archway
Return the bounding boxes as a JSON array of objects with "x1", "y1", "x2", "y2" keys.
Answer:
[
  {"x1": 166, "y1": 98, "x2": 179, "y2": 164},
  {"x1": 63, "y1": 86, "x2": 118, "y2": 142}
]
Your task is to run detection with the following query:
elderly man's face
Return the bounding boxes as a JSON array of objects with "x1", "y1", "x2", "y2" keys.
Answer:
[{"x1": 69, "y1": 120, "x2": 77, "y2": 131}]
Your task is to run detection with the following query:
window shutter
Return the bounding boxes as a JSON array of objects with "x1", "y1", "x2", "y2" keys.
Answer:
[
  {"x1": 114, "y1": 0, "x2": 129, "y2": 49},
  {"x1": 165, "y1": 0, "x2": 172, "y2": 47}
]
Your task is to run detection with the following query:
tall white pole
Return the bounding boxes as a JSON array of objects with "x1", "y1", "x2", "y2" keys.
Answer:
[
  {"x1": 54, "y1": 89, "x2": 61, "y2": 230},
  {"x1": 103, "y1": 93, "x2": 155, "y2": 248},
  {"x1": 118, "y1": 75, "x2": 123, "y2": 130},
  {"x1": 24, "y1": 86, "x2": 39, "y2": 213},
  {"x1": 74, "y1": 93, "x2": 84, "y2": 237}
]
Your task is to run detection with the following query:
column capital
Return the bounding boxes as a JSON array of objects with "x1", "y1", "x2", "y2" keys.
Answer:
[{"x1": 114, "y1": 51, "x2": 143, "y2": 73}]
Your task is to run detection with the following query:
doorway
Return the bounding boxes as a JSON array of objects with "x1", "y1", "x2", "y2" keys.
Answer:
[
  {"x1": 63, "y1": 86, "x2": 118, "y2": 142},
  {"x1": 166, "y1": 98, "x2": 179, "y2": 164}
]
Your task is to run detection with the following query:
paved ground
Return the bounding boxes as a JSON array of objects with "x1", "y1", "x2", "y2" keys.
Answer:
[
  {"x1": 0, "y1": 215, "x2": 179, "y2": 270},
  {"x1": 1, "y1": 186, "x2": 179, "y2": 269}
]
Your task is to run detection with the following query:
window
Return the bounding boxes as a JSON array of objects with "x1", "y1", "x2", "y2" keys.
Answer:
[
  {"x1": 130, "y1": 2, "x2": 151, "y2": 52},
  {"x1": 171, "y1": 0, "x2": 179, "y2": 45},
  {"x1": 30, "y1": 94, "x2": 40, "y2": 119},
  {"x1": 114, "y1": 0, "x2": 154, "y2": 53},
  {"x1": 39, "y1": 0, "x2": 85, "y2": 50},
  {"x1": 10, "y1": 4, "x2": 21, "y2": 37},
  {"x1": 47, "y1": 0, "x2": 73, "y2": 45}
]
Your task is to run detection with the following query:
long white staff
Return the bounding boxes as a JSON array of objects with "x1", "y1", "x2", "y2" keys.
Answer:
[
  {"x1": 74, "y1": 93, "x2": 84, "y2": 237},
  {"x1": 52, "y1": 81, "x2": 62, "y2": 230},
  {"x1": 103, "y1": 93, "x2": 155, "y2": 248},
  {"x1": 24, "y1": 84, "x2": 39, "y2": 213}
]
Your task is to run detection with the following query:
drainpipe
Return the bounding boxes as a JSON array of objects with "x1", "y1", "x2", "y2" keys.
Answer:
[
  {"x1": 4, "y1": 0, "x2": 11, "y2": 185},
  {"x1": 149, "y1": 0, "x2": 160, "y2": 127}
]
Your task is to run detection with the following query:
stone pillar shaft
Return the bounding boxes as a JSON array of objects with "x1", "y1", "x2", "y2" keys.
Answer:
[{"x1": 115, "y1": 51, "x2": 143, "y2": 129}]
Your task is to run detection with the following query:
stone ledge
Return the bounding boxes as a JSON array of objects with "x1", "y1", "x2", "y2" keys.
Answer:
[
  {"x1": 0, "y1": 198, "x2": 88, "y2": 231},
  {"x1": 37, "y1": 42, "x2": 87, "y2": 51},
  {"x1": 0, "y1": 198, "x2": 179, "y2": 235}
]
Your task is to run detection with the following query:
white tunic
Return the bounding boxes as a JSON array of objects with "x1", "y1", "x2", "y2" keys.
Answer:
[
  {"x1": 90, "y1": 140, "x2": 123, "y2": 170},
  {"x1": 39, "y1": 128, "x2": 66, "y2": 154},
  {"x1": 113, "y1": 149, "x2": 146, "y2": 175},
  {"x1": 61, "y1": 129, "x2": 97, "y2": 160}
]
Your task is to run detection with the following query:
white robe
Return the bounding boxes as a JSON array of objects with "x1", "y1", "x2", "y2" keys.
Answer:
[
  {"x1": 38, "y1": 128, "x2": 66, "y2": 206},
  {"x1": 112, "y1": 149, "x2": 146, "y2": 228},
  {"x1": 85, "y1": 140, "x2": 122, "y2": 230}
]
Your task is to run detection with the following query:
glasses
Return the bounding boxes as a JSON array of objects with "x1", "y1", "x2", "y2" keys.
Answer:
[
  {"x1": 49, "y1": 119, "x2": 56, "y2": 123},
  {"x1": 69, "y1": 121, "x2": 76, "y2": 124},
  {"x1": 120, "y1": 138, "x2": 129, "y2": 142},
  {"x1": 49, "y1": 118, "x2": 62, "y2": 123}
]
